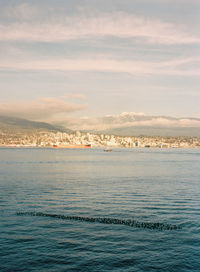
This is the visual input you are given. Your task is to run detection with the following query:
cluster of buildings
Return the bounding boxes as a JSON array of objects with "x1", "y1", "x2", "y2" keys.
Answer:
[{"x1": 0, "y1": 130, "x2": 199, "y2": 148}]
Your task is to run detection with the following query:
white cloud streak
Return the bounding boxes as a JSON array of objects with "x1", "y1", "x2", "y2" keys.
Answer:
[
  {"x1": 0, "y1": 12, "x2": 199, "y2": 45},
  {"x1": 1, "y1": 57, "x2": 200, "y2": 76}
]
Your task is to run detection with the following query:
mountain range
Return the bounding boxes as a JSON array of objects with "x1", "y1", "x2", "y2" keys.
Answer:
[
  {"x1": 73, "y1": 112, "x2": 200, "y2": 137},
  {"x1": 0, "y1": 115, "x2": 70, "y2": 134},
  {"x1": 100, "y1": 126, "x2": 200, "y2": 137},
  {"x1": 0, "y1": 113, "x2": 200, "y2": 137}
]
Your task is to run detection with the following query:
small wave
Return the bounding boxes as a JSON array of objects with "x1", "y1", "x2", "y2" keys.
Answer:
[{"x1": 16, "y1": 212, "x2": 181, "y2": 231}]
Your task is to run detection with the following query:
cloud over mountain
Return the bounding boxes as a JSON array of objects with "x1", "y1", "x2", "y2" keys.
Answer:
[
  {"x1": 0, "y1": 97, "x2": 87, "y2": 121},
  {"x1": 0, "y1": 106, "x2": 199, "y2": 136},
  {"x1": 51, "y1": 112, "x2": 200, "y2": 132}
]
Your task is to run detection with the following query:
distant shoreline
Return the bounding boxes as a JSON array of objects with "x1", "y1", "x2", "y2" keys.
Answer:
[{"x1": 0, "y1": 146, "x2": 199, "y2": 149}]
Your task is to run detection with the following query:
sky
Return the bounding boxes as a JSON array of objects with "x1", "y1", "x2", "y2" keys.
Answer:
[{"x1": 0, "y1": 0, "x2": 200, "y2": 129}]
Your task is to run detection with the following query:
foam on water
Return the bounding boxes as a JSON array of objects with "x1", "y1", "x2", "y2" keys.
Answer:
[{"x1": 17, "y1": 211, "x2": 182, "y2": 230}]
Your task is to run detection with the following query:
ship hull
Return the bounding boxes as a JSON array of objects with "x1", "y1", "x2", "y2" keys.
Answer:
[{"x1": 53, "y1": 144, "x2": 91, "y2": 148}]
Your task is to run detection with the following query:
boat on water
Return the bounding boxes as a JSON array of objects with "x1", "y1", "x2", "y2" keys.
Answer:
[
  {"x1": 104, "y1": 148, "x2": 112, "y2": 152},
  {"x1": 53, "y1": 144, "x2": 91, "y2": 148},
  {"x1": 7, "y1": 145, "x2": 17, "y2": 147}
]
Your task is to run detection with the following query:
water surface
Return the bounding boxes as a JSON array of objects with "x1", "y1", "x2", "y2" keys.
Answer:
[{"x1": 0, "y1": 148, "x2": 200, "y2": 271}]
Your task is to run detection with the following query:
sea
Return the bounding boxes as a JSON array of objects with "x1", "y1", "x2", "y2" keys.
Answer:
[{"x1": 0, "y1": 147, "x2": 200, "y2": 272}]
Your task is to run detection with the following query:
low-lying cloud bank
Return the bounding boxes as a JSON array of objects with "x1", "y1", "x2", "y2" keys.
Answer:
[
  {"x1": 50, "y1": 112, "x2": 200, "y2": 131},
  {"x1": 0, "y1": 97, "x2": 87, "y2": 121}
]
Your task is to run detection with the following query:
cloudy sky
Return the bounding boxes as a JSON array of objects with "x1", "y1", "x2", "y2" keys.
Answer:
[{"x1": 0, "y1": 0, "x2": 200, "y2": 128}]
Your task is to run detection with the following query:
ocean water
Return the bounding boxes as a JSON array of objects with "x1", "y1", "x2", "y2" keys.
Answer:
[{"x1": 0, "y1": 147, "x2": 200, "y2": 272}]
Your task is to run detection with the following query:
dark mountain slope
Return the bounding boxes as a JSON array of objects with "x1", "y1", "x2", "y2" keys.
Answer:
[
  {"x1": 0, "y1": 115, "x2": 71, "y2": 134},
  {"x1": 100, "y1": 126, "x2": 200, "y2": 137}
]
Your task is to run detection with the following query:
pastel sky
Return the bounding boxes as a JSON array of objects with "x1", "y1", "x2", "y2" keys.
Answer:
[{"x1": 0, "y1": 0, "x2": 200, "y2": 126}]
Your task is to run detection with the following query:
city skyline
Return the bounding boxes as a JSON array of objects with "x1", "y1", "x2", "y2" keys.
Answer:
[{"x1": 0, "y1": 0, "x2": 200, "y2": 128}]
